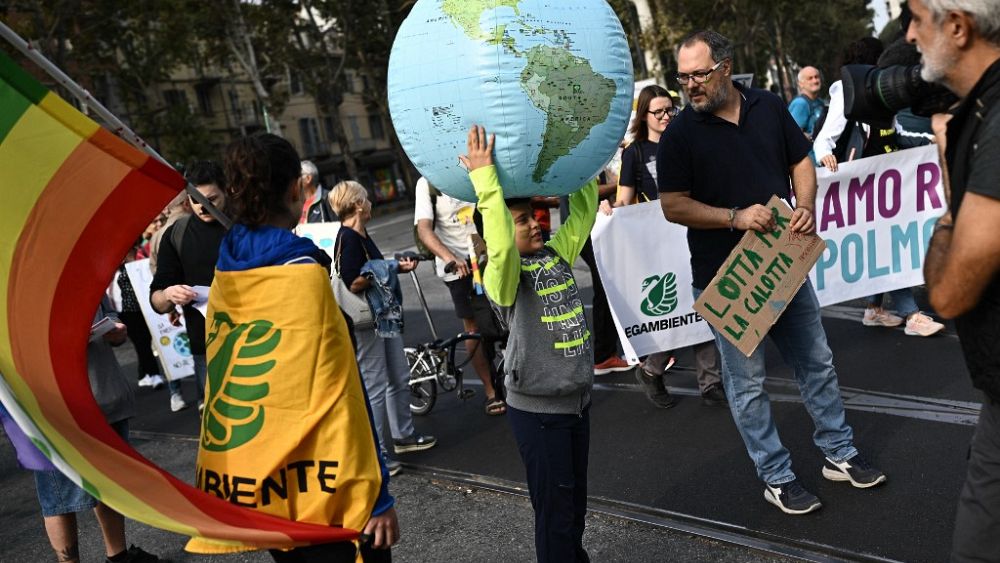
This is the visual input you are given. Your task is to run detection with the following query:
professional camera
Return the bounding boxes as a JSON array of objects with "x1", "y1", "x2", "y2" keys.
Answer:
[{"x1": 842, "y1": 64, "x2": 958, "y2": 127}]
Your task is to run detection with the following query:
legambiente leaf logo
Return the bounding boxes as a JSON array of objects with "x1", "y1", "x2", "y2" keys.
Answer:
[
  {"x1": 640, "y1": 273, "x2": 678, "y2": 317},
  {"x1": 201, "y1": 313, "x2": 277, "y2": 452}
]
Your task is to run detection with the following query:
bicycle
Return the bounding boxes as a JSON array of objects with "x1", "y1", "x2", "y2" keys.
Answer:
[{"x1": 397, "y1": 251, "x2": 504, "y2": 415}]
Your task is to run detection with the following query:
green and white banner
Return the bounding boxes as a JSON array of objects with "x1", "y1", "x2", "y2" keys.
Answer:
[
  {"x1": 591, "y1": 147, "x2": 946, "y2": 362},
  {"x1": 591, "y1": 201, "x2": 713, "y2": 363}
]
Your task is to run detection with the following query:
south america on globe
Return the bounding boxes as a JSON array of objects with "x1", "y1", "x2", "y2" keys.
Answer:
[{"x1": 388, "y1": 0, "x2": 634, "y2": 202}]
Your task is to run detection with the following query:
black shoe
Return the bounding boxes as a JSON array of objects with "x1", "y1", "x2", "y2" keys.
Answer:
[
  {"x1": 393, "y1": 433, "x2": 437, "y2": 454},
  {"x1": 108, "y1": 545, "x2": 160, "y2": 563},
  {"x1": 822, "y1": 454, "x2": 887, "y2": 488},
  {"x1": 701, "y1": 383, "x2": 728, "y2": 406},
  {"x1": 764, "y1": 479, "x2": 822, "y2": 515},
  {"x1": 634, "y1": 368, "x2": 676, "y2": 409}
]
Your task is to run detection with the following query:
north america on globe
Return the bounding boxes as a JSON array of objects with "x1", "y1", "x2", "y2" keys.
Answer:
[
  {"x1": 388, "y1": 0, "x2": 632, "y2": 200},
  {"x1": 442, "y1": 0, "x2": 616, "y2": 183}
]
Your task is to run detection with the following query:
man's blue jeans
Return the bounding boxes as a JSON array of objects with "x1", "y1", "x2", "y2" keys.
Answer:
[
  {"x1": 866, "y1": 288, "x2": 919, "y2": 319},
  {"x1": 694, "y1": 280, "x2": 857, "y2": 485}
]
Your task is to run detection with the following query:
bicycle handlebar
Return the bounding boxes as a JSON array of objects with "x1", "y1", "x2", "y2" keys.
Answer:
[{"x1": 395, "y1": 251, "x2": 434, "y2": 262}]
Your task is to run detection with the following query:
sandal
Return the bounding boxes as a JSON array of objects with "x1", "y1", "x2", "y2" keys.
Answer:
[{"x1": 485, "y1": 396, "x2": 507, "y2": 416}]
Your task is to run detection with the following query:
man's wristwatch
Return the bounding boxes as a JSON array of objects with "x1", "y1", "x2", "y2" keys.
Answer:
[{"x1": 728, "y1": 207, "x2": 738, "y2": 231}]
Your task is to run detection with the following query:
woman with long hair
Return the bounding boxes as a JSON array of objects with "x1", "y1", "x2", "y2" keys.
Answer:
[
  {"x1": 604, "y1": 84, "x2": 677, "y2": 208},
  {"x1": 599, "y1": 84, "x2": 727, "y2": 409},
  {"x1": 188, "y1": 133, "x2": 397, "y2": 562}
]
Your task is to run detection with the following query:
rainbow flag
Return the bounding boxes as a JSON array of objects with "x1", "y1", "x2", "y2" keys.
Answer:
[{"x1": 0, "y1": 49, "x2": 362, "y2": 548}]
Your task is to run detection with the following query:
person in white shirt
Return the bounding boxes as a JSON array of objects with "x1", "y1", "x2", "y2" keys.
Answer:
[{"x1": 414, "y1": 177, "x2": 505, "y2": 415}]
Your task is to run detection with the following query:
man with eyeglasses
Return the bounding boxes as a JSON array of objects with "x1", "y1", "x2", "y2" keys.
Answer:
[{"x1": 657, "y1": 30, "x2": 886, "y2": 515}]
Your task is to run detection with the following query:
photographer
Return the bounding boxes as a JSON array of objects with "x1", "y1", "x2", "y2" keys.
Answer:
[{"x1": 907, "y1": 0, "x2": 1000, "y2": 560}]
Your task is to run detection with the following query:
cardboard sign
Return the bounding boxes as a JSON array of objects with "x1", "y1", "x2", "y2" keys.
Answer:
[{"x1": 693, "y1": 196, "x2": 826, "y2": 356}]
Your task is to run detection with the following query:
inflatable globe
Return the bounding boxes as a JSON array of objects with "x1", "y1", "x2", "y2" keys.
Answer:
[{"x1": 388, "y1": 0, "x2": 634, "y2": 202}]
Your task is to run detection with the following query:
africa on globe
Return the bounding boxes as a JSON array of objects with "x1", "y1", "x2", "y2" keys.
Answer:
[{"x1": 388, "y1": 0, "x2": 634, "y2": 202}]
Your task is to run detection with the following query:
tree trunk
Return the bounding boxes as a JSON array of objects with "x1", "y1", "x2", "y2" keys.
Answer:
[
  {"x1": 297, "y1": 0, "x2": 359, "y2": 179},
  {"x1": 227, "y1": 0, "x2": 283, "y2": 137}
]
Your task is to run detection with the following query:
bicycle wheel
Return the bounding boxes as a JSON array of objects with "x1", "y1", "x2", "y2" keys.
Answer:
[{"x1": 405, "y1": 347, "x2": 437, "y2": 415}]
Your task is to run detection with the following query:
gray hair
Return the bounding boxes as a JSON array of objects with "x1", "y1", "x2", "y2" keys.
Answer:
[
  {"x1": 925, "y1": 0, "x2": 1000, "y2": 45},
  {"x1": 679, "y1": 30, "x2": 734, "y2": 64},
  {"x1": 300, "y1": 159, "x2": 319, "y2": 179}
]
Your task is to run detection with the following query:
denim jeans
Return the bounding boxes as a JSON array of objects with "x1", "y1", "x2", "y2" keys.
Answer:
[
  {"x1": 866, "y1": 288, "x2": 919, "y2": 318},
  {"x1": 694, "y1": 280, "x2": 856, "y2": 485},
  {"x1": 354, "y1": 329, "x2": 416, "y2": 457},
  {"x1": 35, "y1": 420, "x2": 129, "y2": 516}
]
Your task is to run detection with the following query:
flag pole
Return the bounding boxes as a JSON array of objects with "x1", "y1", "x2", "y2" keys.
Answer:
[{"x1": 0, "y1": 21, "x2": 232, "y2": 229}]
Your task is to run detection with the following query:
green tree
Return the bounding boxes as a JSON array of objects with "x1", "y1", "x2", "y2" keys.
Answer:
[
  {"x1": 2, "y1": 0, "x2": 216, "y2": 162},
  {"x1": 189, "y1": 0, "x2": 296, "y2": 137},
  {"x1": 638, "y1": 0, "x2": 872, "y2": 100}
]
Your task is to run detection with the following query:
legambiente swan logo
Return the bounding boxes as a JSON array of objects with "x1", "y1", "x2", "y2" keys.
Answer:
[{"x1": 640, "y1": 273, "x2": 679, "y2": 317}]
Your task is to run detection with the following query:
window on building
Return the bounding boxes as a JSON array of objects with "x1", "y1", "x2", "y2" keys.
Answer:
[
  {"x1": 347, "y1": 116, "x2": 361, "y2": 141},
  {"x1": 342, "y1": 71, "x2": 354, "y2": 94},
  {"x1": 195, "y1": 84, "x2": 214, "y2": 116},
  {"x1": 324, "y1": 116, "x2": 337, "y2": 142},
  {"x1": 229, "y1": 90, "x2": 241, "y2": 121},
  {"x1": 368, "y1": 115, "x2": 385, "y2": 140},
  {"x1": 163, "y1": 89, "x2": 188, "y2": 109},
  {"x1": 289, "y1": 68, "x2": 303, "y2": 95},
  {"x1": 361, "y1": 74, "x2": 370, "y2": 92},
  {"x1": 299, "y1": 117, "x2": 322, "y2": 156}
]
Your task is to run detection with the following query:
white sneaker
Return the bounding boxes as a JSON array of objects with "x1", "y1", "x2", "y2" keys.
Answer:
[
  {"x1": 198, "y1": 401, "x2": 205, "y2": 413},
  {"x1": 170, "y1": 393, "x2": 188, "y2": 412},
  {"x1": 905, "y1": 312, "x2": 945, "y2": 337},
  {"x1": 137, "y1": 375, "x2": 155, "y2": 388},
  {"x1": 862, "y1": 307, "x2": 903, "y2": 327},
  {"x1": 150, "y1": 375, "x2": 166, "y2": 390}
]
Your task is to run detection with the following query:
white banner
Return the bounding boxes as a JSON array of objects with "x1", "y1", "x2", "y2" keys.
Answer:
[
  {"x1": 295, "y1": 221, "x2": 343, "y2": 261},
  {"x1": 810, "y1": 144, "x2": 946, "y2": 305},
  {"x1": 591, "y1": 202, "x2": 714, "y2": 363},
  {"x1": 592, "y1": 146, "x2": 945, "y2": 360},
  {"x1": 124, "y1": 259, "x2": 194, "y2": 381}
]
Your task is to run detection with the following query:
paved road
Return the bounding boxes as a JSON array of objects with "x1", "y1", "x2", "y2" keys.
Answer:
[{"x1": 0, "y1": 208, "x2": 978, "y2": 562}]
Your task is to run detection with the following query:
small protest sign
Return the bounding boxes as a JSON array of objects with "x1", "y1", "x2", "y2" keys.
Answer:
[{"x1": 693, "y1": 196, "x2": 826, "y2": 356}]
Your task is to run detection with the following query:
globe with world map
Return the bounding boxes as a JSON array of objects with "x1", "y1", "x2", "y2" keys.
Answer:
[{"x1": 388, "y1": 0, "x2": 634, "y2": 202}]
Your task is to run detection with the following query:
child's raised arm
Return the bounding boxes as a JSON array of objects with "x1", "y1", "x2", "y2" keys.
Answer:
[
  {"x1": 462, "y1": 126, "x2": 520, "y2": 307},
  {"x1": 547, "y1": 178, "x2": 598, "y2": 264}
]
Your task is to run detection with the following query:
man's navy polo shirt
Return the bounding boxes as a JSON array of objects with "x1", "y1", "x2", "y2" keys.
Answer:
[{"x1": 657, "y1": 82, "x2": 811, "y2": 289}]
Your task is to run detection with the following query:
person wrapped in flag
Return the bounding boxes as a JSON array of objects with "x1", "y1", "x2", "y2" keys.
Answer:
[{"x1": 186, "y1": 133, "x2": 398, "y2": 561}]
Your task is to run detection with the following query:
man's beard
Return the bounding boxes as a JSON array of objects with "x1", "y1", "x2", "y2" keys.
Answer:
[
  {"x1": 691, "y1": 84, "x2": 729, "y2": 114},
  {"x1": 919, "y1": 32, "x2": 958, "y2": 85}
]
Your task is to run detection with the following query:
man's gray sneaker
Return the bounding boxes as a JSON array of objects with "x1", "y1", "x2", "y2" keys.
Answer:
[
  {"x1": 394, "y1": 433, "x2": 437, "y2": 454},
  {"x1": 634, "y1": 368, "x2": 676, "y2": 409},
  {"x1": 822, "y1": 454, "x2": 887, "y2": 488},
  {"x1": 764, "y1": 479, "x2": 822, "y2": 515}
]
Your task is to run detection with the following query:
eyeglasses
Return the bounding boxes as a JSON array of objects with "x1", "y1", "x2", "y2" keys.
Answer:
[
  {"x1": 649, "y1": 107, "x2": 679, "y2": 119},
  {"x1": 675, "y1": 60, "x2": 726, "y2": 85}
]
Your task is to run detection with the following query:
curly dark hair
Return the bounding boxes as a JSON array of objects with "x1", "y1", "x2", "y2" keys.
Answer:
[{"x1": 224, "y1": 133, "x2": 301, "y2": 228}]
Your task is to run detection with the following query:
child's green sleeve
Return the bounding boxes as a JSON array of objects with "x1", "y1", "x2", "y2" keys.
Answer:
[
  {"x1": 547, "y1": 178, "x2": 598, "y2": 264},
  {"x1": 470, "y1": 165, "x2": 520, "y2": 307}
]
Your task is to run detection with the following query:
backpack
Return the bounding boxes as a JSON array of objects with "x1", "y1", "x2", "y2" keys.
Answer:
[
  {"x1": 169, "y1": 214, "x2": 193, "y2": 262},
  {"x1": 413, "y1": 183, "x2": 440, "y2": 258}
]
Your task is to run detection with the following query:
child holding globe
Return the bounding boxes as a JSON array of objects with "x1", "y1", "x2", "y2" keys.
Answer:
[{"x1": 459, "y1": 124, "x2": 597, "y2": 563}]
